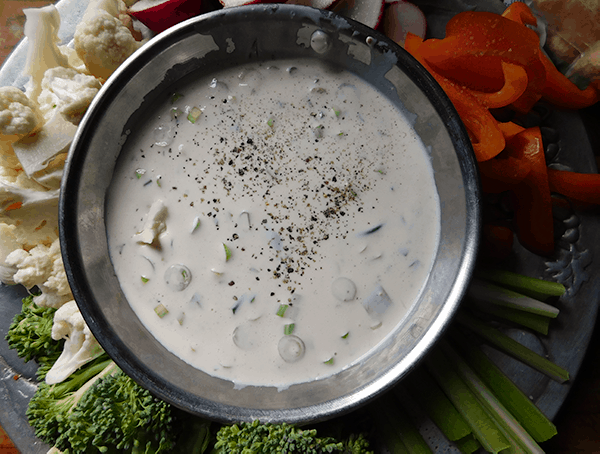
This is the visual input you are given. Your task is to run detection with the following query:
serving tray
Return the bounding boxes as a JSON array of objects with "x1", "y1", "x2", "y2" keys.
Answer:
[{"x1": 1, "y1": 0, "x2": 599, "y2": 452}]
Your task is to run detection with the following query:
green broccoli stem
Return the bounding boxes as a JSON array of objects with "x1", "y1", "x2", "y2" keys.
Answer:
[{"x1": 49, "y1": 356, "x2": 114, "y2": 398}]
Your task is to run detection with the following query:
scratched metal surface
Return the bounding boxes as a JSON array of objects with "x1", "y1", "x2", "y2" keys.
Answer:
[{"x1": 1, "y1": 0, "x2": 599, "y2": 452}]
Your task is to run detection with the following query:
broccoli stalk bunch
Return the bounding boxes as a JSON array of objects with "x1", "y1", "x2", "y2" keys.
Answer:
[
  {"x1": 27, "y1": 358, "x2": 177, "y2": 454},
  {"x1": 5, "y1": 295, "x2": 63, "y2": 380},
  {"x1": 213, "y1": 420, "x2": 373, "y2": 454}
]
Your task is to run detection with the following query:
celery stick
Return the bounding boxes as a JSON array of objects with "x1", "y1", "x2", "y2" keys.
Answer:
[
  {"x1": 449, "y1": 328, "x2": 557, "y2": 443},
  {"x1": 425, "y1": 348, "x2": 511, "y2": 454},
  {"x1": 440, "y1": 340, "x2": 545, "y2": 454},
  {"x1": 467, "y1": 303, "x2": 552, "y2": 335},
  {"x1": 372, "y1": 395, "x2": 433, "y2": 454},
  {"x1": 475, "y1": 268, "x2": 566, "y2": 301},
  {"x1": 468, "y1": 279, "x2": 559, "y2": 318},
  {"x1": 402, "y1": 368, "x2": 472, "y2": 441},
  {"x1": 456, "y1": 312, "x2": 570, "y2": 383},
  {"x1": 454, "y1": 434, "x2": 480, "y2": 454},
  {"x1": 368, "y1": 401, "x2": 410, "y2": 454}
]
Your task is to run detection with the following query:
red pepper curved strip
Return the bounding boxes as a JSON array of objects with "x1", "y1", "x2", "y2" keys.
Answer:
[
  {"x1": 539, "y1": 54, "x2": 600, "y2": 109},
  {"x1": 547, "y1": 168, "x2": 600, "y2": 205},
  {"x1": 405, "y1": 33, "x2": 505, "y2": 162},
  {"x1": 468, "y1": 61, "x2": 529, "y2": 109},
  {"x1": 509, "y1": 127, "x2": 554, "y2": 256},
  {"x1": 477, "y1": 122, "x2": 530, "y2": 193},
  {"x1": 418, "y1": 10, "x2": 546, "y2": 112},
  {"x1": 501, "y1": 1, "x2": 538, "y2": 27},
  {"x1": 497, "y1": 121, "x2": 525, "y2": 141}
]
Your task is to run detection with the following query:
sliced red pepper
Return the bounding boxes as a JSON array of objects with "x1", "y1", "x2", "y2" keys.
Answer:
[
  {"x1": 547, "y1": 168, "x2": 600, "y2": 205},
  {"x1": 477, "y1": 122, "x2": 531, "y2": 193},
  {"x1": 405, "y1": 33, "x2": 505, "y2": 162},
  {"x1": 509, "y1": 127, "x2": 554, "y2": 256},
  {"x1": 539, "y1": 54, "x2": 600, "y2": 109},
  {"x1": 416, "y1": 8, "x2": 546, "y2": 112},
  {"x1": 468, "y1": 61, "x2": 529, "y2": 109}
]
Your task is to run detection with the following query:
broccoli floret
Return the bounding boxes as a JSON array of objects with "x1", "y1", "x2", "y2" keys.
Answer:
[
  {"x1": 26, "y1": 355, "x2": 114, "y2": 444},
  {"x1": 5, "y1": 295, "x2": 63, "y2": 379},
  {"x1": 213, "y1": 420, "x2": 373, "y2": 454},
  {"x1": 57, "y1": 368, "x2": 176, "y2": 453}
]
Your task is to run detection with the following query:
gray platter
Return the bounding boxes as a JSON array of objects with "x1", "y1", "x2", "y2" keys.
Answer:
[{"x1": 1, "y1": 0, "x2": 599, "y2": 452}]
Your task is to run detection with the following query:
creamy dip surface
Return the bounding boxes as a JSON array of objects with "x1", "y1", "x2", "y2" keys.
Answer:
[{"x1": 106, "y1": 59, "x2": 440, "y2": 388}]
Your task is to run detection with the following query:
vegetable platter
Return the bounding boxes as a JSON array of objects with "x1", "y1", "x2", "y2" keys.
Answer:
[{"x1": 1, "y1": 0, "x2": 599, "y2": 452}]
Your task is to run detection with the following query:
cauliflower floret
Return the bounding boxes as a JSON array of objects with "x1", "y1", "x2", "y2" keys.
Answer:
[
  {"x1": 133, "y1": 199, "x2": 168, "y2": 246},
  {"x1": 22, "y1": 5, "x2": 72, "y2": 102},
  {"x1": 0, "y1": 86, "x2": 42, "y2": 146},
  {"x1": 74, "y1": 0, "x2": 144, "y2": 80},
  {"x1": 46, "y1": 300, "x2": 104, "y2": 384},
  {"x1": 37, "y1": 67, "x2": 102, "y2": 125},
  {"x1": 4, "y1": 237, "x2": 72, "y2": 308}
]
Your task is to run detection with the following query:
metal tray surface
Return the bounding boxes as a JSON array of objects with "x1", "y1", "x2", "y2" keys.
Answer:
[{"x1": 1, "y1": 0, "x2": 599, "y2": 452}]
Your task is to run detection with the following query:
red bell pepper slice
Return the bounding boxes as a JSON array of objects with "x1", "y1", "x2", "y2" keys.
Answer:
[
  {"x1": 547, "y1": 168, "x2": 600, "y2": 205},
  {"x1": 509, "y1": 127, "x2": 554, "y2": 256},
  {"x1": 468, "y1": 61, "x2": 529, "y2": 109},
  {"x1": 416, "y1": 8, "x2": 546, "y2": 113},
  {"x1": 405, "y1": 33, "x2": 505, "y2": 162}
]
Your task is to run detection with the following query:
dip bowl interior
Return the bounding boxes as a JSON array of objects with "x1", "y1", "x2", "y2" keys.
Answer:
[{"x1": 60, "y1": 4, "x2": 480, "y2": 424}]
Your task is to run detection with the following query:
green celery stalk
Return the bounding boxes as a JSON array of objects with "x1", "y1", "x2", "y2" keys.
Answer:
[
  {"x1": 468, "y1": 279, "x2": 559, "y2": 318},
  {"x1": 402, "y1": 367, "x2": 472, "y2": 441},
  {"x1": 368, "y1": 401, "x2": 410, "y2": 454},
  {"x1": 371, "y1": 395, "x2": 432, "y2": 454},
  {"x1": 425, "y1": 348, "x2": 511, "y2": 454},
  {"x1": 439, "y1": 340, "x2": 545, "y2": 454},
  {"x1": 467, "y1": 303, "x2": 552, "y2": 335},
  {"x1": 456, "y1": 312, "x2": 570, "y2": 383},
  {"x1": 448, "y1": 328, "x2": 557, "y2": 443},
  {"x1": 474, "y1": 268, "x2": 566, "y2": 302},
  {"x1": 454, "y1": 434, "x2": 481, "y2": 454}
]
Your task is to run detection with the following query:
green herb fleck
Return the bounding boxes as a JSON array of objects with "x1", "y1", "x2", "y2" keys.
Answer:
[
  {"x1": 223, "y1": 243, "x2": 232, "y2": 262},
  {"x1": 141, "y1": 276, "x2": 149, "y2": 283},
  {"x1": 171, "y1": 92, "x2": 184, "y2": 103},
  {"x1": 154, "y1": 303, "x2": 169, "y2": 318},
  {"x1": 276, "y1": 304, "x2": 288, "y2": 317},
  {"x1": 284, "y1": 323, "x2": 295, "y2": 335}
]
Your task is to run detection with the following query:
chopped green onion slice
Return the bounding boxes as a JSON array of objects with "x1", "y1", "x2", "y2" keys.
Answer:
[
  {"x1": 324, "y1": 357, "x2": 334, "y2": 365},
  {"x1": 191, "y1": 216, "x2": 201, "y2": 233},
  {"x1": 331, "y1": 107, "x2": 341, "y2": 117},
  {"x1": 223, "y1": 243, "x2": 232, "y2": 261},
  {"x1": 187, "y1": 106, "x2": 202, "y2": 124},
  {"x1": 267, "y1": 117, "x2": 275, "y2": 127},
  {"x1": 141, "y1": 276, "x2": 149, "y2": 283},
  {"x1": 135, "y1": 169, "x2": 146, "y2": 179},
  {"x1": 154, "y1": 303, "x2": 169, "y2": 318},
  {"x1": 156, "y1": 176, "x2": 162, "y2": 187},
  {"x1": 171, "y1": 92, "x2": 184, "y2": 103},
  {"x1": 284, "y1": 323, "x2": 295, "y2": 335},
  {"x1": 276, "y1": 304, "x2": 288, "y2": 317},
  {"x1": 341, "y1": 332, "x2": 349, "y2": 339}
]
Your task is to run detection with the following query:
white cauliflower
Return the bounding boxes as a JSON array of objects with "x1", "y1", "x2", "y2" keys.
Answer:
[
  {"x1": 37, "y1": 67, "x2": 102, "y2": 125},
  {"x1": 22, "y1": 5, "x2": 72, "y2": 103},
  {"x1": 74, "y1": 0, "x2": 144, "y2": 80},
  {"x1": 134, "y1": 199, "x2": 168, "y2": 246},
  {"x1": 0, "y1": 87, "x2": 42, "y2": 146},
  {"x1": 46, "y1": 300, "x2": 104, "y2": 384},
  {"x1": 4, "y1": 237, "x2": 72, "y2": 308}
]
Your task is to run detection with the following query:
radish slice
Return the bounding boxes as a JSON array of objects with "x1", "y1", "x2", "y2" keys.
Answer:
[
  {"x1": 381, "y1": 1, "x2": 426, "y2": 46},
  {"x1": 128, "y1": 0, "x2": 204, "y2": 33},
  {"x1": 331, "y1": 0, "x2": 385, "y2": 30}
]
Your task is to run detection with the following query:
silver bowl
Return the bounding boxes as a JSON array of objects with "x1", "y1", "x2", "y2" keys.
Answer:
[{"x1": 59, "y1": 4, "x2": 480, "y2": 424}]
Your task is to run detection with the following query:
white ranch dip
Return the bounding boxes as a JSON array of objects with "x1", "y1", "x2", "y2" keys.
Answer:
[{"x1": 106, "y1": 59, "x2": 440, "y2": 388}]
